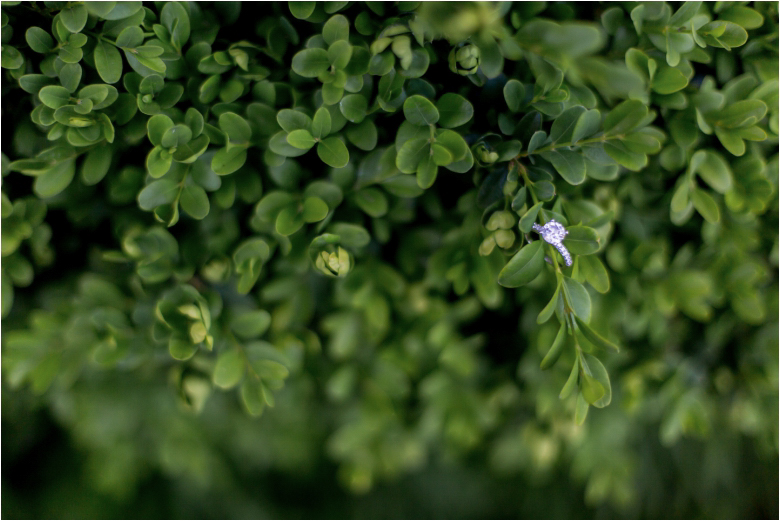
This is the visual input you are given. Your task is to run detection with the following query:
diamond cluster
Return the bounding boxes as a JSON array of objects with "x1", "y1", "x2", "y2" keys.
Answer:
[{"x1": 531, "y1": 220, "x2": 573, "y2": 266}]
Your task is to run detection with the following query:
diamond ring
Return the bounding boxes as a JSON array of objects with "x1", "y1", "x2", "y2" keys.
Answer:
[{"x1": 531, "y1": 220, "x2": 572, "y2": 266}]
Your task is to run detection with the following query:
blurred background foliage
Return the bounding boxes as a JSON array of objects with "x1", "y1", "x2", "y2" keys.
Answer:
[{"x1": 1, "y1": 0, "x2": 778, "y2": 518}]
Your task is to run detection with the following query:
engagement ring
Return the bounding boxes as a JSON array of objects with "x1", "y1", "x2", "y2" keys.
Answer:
[{"x1": 531, "y1": 220, "x2": 573, "y2": 267}]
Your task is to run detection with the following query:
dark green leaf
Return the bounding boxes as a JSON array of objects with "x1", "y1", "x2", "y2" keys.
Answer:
[
  {"x1": 436, "y1": 93, "x2": 474, "y2": 128},
  {"x1": 540, "y1": 323, "x2": 567, "y2": 370},
  {"x1": 498, "y1": 240, "x2": 545, "y2": 288}
]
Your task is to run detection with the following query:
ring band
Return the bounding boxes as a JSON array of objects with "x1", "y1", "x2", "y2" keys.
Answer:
[{"x1": 531, "y1": 220, "x2": 572, "y2": 266}]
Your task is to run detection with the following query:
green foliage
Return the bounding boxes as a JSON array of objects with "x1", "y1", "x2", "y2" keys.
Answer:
[{"x1": 1, "y1": 1, "x2": 777, "y2": 518}]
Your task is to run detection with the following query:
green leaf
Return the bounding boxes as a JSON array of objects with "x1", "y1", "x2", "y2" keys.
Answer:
[
  {"x1": 2, "y1": 45, "x2": 24, "y2": 70},
  {"x1": 651, "y1": 65, "x2": 688, "y2": 94},
  {"x1": 275, "y1": 205, "x2": 304, "y2": 236},
  {"x1": 603, "y1": 99, "x2": 648, "y2": 136},
  {"x1": 180, "y1": 184, "x2": 210, "y2": 219},
  {"x1": 537, "y1": 283, "x2": 561, "y2": 324},
  {"x1": 354, "y1": 187, "x2": 388, "y2": 217},
  {"x1": 434, "y1": 129, "x2": 469, "y2": 163},
  {"x1": 436, "y1": 93, "x2": 474, "y2": 128},
  {"x1": 691, "y1": 150, "x2": 732, "y2": 193},
  {"x1": 579, "y1": 255, "x2": 610, "y2": 293},
  {"x1": 317, "y1": 137, "x2": 349, "y2": 168},
  {"x1": 540, "y1": 324, "x2": 567, "y2": 370},
  {"x1": 327, "y1": 40, "x2": 352, "y2": 70},
  {"x1": 26, "y1": 27, "x2": 54, "y2": 53},
  {"x1": 276, "y1": 109, "x2": 312, "y2": 133},
  {"x1": 396, "y1": 138, "x2": 429, "y2": 174},
  {"x1": 560, "y1": 357, "x2": 579, "y2": 399},
  {"x1": 173, "y1": 134, "x2": 209, "y2": 163},
  {"x1": 346, "y1": 119, "x2": 378, "y2": 151},
  {"x1": 574, "y1": 316, "x2": 620, "y2": 353},
  {"x1": 93, "y1": 41, "x2": 123, "y2": 84},
  {"x1": 699, "y1": 21, "x2": 748, "y2": 50},
  {"x1": 291, "y1": 48, "x2": 330, "y2": 77},
  {"x1": 563, "y1": 276, "x2": 591, "y2": 321},
  {"x1": 231, "y1": 310, "x2": 271, "y2": 339},
  {"x1": 712, "y1": 99, "x2": 767, "y2": 129},
  {"x1": 519, "y1": 201, "x2": 543, "y2": 233},
  {"x1": 161, "y1": 1, "x2": 191, "y2": 50},
  {"x1": 287, "y1": 129, "x2": 317, "y2": 149},
  {"x1": 80, "y1": 146, "x2": 112, "y2": 185},
  {"x1": 604, "y1": 141, "x2": 648, "y2": 171},
  {"x1": 147, "y1": 114, "x2": 174, "y2": 147},
  {"x1": 691, "y1": 188, "x2": 720, "y2": 223},
  {"x1": 545, "y1": 149, "x2": 586, "y2": 185},
  {"x1": 575, "y1": 392, "x2": 589, "y2": 424},
  {"x1": 211, "y1": 147, "x2": 247, "y2": 175},
  {"x1": 116, "y1": 26, "x2": 144, "y2": 48},
  {"x1": 219, "y1": 112, "x2": 252, "y2": 144},
  {"x1": 323, "y1": 14, "x2": 349, "y2": 45},
  {"x1": 161, "y1": 124, "x2": 192, "y2": 148},
  {"x1": 668, "y1": 1, "x2": 702, "y2": 27},
  {"x1": 312, "y1": 106, "x2": 332, "y2": 139},
  {"x1": 241, "y1": 379, "x2": 266, "y2": 416},
  {"x1": 138, "y1": 179, "x2": 179, "y2": 210},
  {"x1": 289, "y1": 1, "x2": 316, "y2": 19},
  {"x1": 60, "y1": 4, "x2": 88, "y2": 33},
  {"x1": 527, "y1": 131, "x2": 547, "y2": 154},
  {"x1": 582, "y1": 353, "x2": 612, "y2": 407},
  {"x1": 302, "y1": 196, "x2": 329, "y2": 222},
  {"x1": 504, "y1": 79, "x2": 525, "y2": 112},
  {"x1": 714, "y1": 127, "x2": 745, "y2": 156},
  {"x1": 497, "y1": 240, "x2": 545, "y2": 288},
  {"x1": 339, "y1": 94, "x2": 367, "y2": 123},
  {"x1": 718, "y1": 5, "x2": 764, "y2": 30},
  {"x1": 213, "y1": 350, "x2": 245, "y2": 389},
  {"x1": 571, "y1": 109, "x2": 601, "y2": 144},
  {"x1": 580, "y1": 369, "x2": 605, "y2": 405},
  {"x1": 403, "y1": 95, "x2": 439, "y2": 126},
  {"x1": 38, "y1": 85, "x2": 71, "y2": 109},
  {"x1": 146, "y1": 146, "x2": 173, "y2": 178},
  {"x1": 34, "y1": 159, "x2": 75, "y2": 198},
  {"x1": 416, "y1": 156, "x2": 438, "y2": 189},
  {"x1": 169, "y1": 337, "x2": 197, "y2": 361},
  {"x1": 564, "y1": 225, "x2": 599, "y2": 255},
  {"x1": 550, "y1": 106, "x2": 586, "y2": 144}
]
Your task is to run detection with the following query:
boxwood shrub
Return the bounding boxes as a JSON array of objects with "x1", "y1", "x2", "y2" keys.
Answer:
[{"x1": 2, "y1": 1, "x2": 777, "y2": 517}]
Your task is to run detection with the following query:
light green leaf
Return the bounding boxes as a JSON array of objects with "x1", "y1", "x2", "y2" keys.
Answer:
[
  {"x1": 403, "y1": 95, "x2": 439, "y2": 126},
  {"x1": 212, "y1": 147, "x2": 247, "y2": 175},
  {"x1": 287, "y1": 129, "x2": 317, "y2": 149},
  {"x1": 339, "y1": 94, "x2": 368, "y2": 123},
  {"x1": 317, "y1": 137, "x2": 349, "y2": 168},
  {"x1": 213, "y1": 350, "x2": 245, "y2": 389},
  {"x1": 292, "y1": 48, "x2": 330, "y2": 77},
  {"x1": 396, "y1": 138, "x2": 429, "y2": 174},
  {"x1": 312, "y1": 106, "x2": 332, "y2": 139},
  {"x1": 691, "y1": 188, "x2": 720, "y2": 223},
  {"x1": 302, "y1": 196, "x2": 329, "y2": 222}
]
